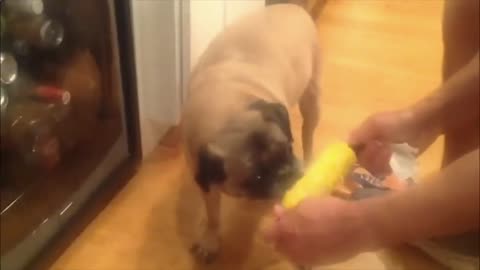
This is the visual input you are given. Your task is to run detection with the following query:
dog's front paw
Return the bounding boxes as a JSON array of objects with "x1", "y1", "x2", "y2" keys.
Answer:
[{"x1": 190, "y1": 230, "x2": 219, "y2": 264}]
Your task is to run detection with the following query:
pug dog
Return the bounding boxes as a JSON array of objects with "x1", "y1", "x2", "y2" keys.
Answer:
[{"x1": 182, "y1": 4, "x2": 321, "y2": 267}]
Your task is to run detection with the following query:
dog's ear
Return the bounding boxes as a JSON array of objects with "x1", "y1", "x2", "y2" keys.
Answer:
[
  {"x1": 195, "y1": 144, "x2": 226, "y2": 192},
  {"x1": 250, "y1": 100, "x2": 293, "y2": 142}
]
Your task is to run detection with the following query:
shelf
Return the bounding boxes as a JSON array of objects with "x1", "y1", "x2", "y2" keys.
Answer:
[{"x1": 0, "y1": 117, "x2": 121, "y2": 255}]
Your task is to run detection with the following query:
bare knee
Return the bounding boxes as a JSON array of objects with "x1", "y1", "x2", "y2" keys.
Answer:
[
  {"x1": 299, "y1": 83, "x2": 319, "y2": 121},
  {"x1": 300, "y1": 88, "x2": 319, "y2": 127}
]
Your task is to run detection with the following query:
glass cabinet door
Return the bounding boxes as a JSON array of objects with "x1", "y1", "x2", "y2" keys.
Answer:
[{"x1": 0, "y1": 0, "x2": 132, "y2": 268}]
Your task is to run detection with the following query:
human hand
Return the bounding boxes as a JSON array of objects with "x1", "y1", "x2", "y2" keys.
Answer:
[
  {"x1": 264, "y1": 197, "x2": 376, "y2": 266},
  {"x1": 348, "y1": 109, "x2": 439, "y2": 175}
]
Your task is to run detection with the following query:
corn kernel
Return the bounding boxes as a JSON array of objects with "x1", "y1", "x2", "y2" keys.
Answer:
[{"x1": 282, "y1": 142, "x2": 357, "y2": 209}]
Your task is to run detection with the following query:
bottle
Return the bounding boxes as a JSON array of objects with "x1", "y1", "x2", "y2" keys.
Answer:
[
  {"x1": 12, "y1": 40, "x2": 31, "y2": 57},
  {"x1": 33, "y1": 85, "x2": 72, "y2": 123},
  {"x1": 0, "y1": 14, "x2": 5, "y2": 38},
  {"x1": 0, "y1": 52, "x2": 18, "y2": 85},
  {"x1": 4, "y1": 0, "x2": 44, "y2": 16},
  {"x1": 7, "y1": 74, "x2": 71, "y2": 108},
  {"x1": 5, "y1": 101, "x2": 61, "y2": 170},
  {"x1": 7, "y1": 15, "x2": 64, "y2": 48},
  {"x1": 33, "y1": 85, "x2": 71, "y2": 105},
  {"x1": 0, "y1": 86, "x2": 8, "y2": 115},
  {"x1": 0, "y1": 87, "x2": 9, "y2": 145}
]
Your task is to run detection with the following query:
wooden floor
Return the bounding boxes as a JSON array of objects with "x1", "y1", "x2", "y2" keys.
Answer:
[{"x1": 49, "y1": 1, "x2": 446, "y2": 269}]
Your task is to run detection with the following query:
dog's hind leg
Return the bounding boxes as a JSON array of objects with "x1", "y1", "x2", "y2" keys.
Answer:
[
  {"x1": 299, "y1": 45, "x2": 321, "y2": 164},
  {"x1": 299, "y1": 81, "x2": 320, "y2": 164},
  {"x1": 299, "y1": 41, "x2": 322, "y2": 164}
]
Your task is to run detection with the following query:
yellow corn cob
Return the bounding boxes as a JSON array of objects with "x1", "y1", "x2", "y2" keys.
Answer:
[{"x1": 282, "y1": 142, "x2": 357, "y2": 209}]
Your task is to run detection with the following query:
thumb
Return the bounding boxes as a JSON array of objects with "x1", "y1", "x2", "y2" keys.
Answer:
[
  {"x1": 349, "y1": 116, "x2": 383, "y2": 147},
  {"x1": 349, "y1": 126, "x2": 372, "y2": 146}
]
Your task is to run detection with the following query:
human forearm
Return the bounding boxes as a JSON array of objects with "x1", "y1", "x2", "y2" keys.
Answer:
[
  {"x1": 410, "y1": 53, "x2": 479, "y2": 134},
  {"x1": 357, "y1": 148, "x2": 479, "y2": 247}
]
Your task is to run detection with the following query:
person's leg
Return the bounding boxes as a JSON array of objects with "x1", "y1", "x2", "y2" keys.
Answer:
[
  {"x1": 441, "y1": 0, "x2": 480, "y2": 167},
  {"x1": 308, "y1": 0, "x2": 328, "y2": 20}
]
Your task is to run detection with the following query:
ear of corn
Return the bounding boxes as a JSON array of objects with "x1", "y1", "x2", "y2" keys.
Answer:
[{"x1": 282, "y1": 142, "x2": 357, "y2": 209}]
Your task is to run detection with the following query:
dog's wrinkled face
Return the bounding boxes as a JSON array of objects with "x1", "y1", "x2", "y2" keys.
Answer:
[{"x1": 196, "y1": 101, "x2": 303, "y2": 199}]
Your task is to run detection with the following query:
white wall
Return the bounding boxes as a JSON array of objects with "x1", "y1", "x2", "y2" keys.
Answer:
[
  {"x1": 189, "y1": 0, "x2": 264, "y2": 68},
  {"x1": 130, "y1": 0, "x2": 264, "y2": 157},
  {"x1": 131, "y1": 0, "x2": 182, "y2": 157},
  {"x1": 189, "y1": 0, "x2": 225, "y2": 69},
  {"x1": 225, "y1": 0, "x2": 265, "y2": 25}
]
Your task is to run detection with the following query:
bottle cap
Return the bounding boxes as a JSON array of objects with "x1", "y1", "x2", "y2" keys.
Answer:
[
  {"x1": 0, "y1": 52, "x2": 18, "y2": 85},
  {"x1": 61, "y1": 91, "x2": 71, "y2": 105},
  {"x1": 30, "y1": 0, "x2": 45, "y2": 14},
  {"x1": 0, "y1": 87, "x2": 8, "y2": 114},
  {"x1": 0, "y1": 15, "x2": 5, "y2": 37},
  {"x1": 40, "y1": 20, "x2": 64, "y2": 47},
  {"x1": 13, "y1": 40, "x2": 31, "y2": 56}
]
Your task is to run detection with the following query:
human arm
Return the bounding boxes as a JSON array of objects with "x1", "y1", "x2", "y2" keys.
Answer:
[
  {"x1": 348, "y1": 53, "x2": 479, "y2": 175},
  {"x1": 358, "y1": 148, "x2": 479, "y2": 246},
  {"x1": 410, "y1": 52, "x2": 479, "y2": 134},
  {"x1": 265, "y1": 149, "x2": 479, "y2": 266}
]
